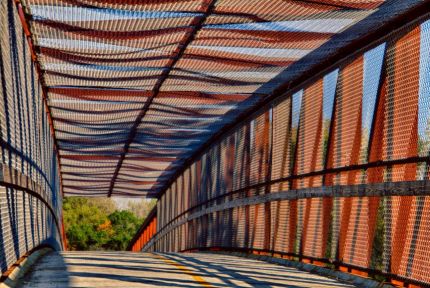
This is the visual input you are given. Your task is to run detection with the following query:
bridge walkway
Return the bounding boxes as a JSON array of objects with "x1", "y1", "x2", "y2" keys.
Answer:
[{"x1": 19, "y1": 251, "x2": 354, "y2": 287}]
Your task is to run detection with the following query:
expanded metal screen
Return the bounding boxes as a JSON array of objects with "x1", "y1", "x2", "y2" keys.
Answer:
[
  {"x1": 134, "y1": 16, "x2": 430, "y2": 287},
  {"x1": 0, "y1": 186, "x2": 61, "y2": 272},
  {"x1": 0, "y1": 0, "x2": 63, "y2": 273},
  {"x1": 16, "y1": 0, "x2": 426, "y2": 197}
]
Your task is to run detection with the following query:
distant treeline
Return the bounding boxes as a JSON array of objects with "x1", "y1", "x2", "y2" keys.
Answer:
[{"x1": 63, "y1": 197, "x2": 156, "y2": 251}]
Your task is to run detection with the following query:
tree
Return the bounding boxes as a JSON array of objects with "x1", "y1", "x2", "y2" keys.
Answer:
[
  {"x1": 87, "y1": 197, "x2": 117, "y2": 215},
  {"x1": 127, "y1": 199, "x2": 156, "y2": 219},
  {"x1": 63, "y1": 197, "x2": 111, "y2": 250},
  {"x1": 106, "y1": 210, "x2": 142, "y2": 250},
  {"x1": 63, "y1": 197, "x2": 145, "y2": 251}
]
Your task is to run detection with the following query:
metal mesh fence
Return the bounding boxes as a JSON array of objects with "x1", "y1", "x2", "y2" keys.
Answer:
[
  {"x1": 132, "y1": 16, "x2": 430, "y2": 287},
  {"x1": 0, "y1": 0, "x2": 62, "y2": 274},
  {"x1": 0, "y1": 186, "x2": 61, "y2": 272}
]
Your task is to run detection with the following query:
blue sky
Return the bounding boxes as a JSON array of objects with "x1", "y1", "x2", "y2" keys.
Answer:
[
  {"x1": 419, "y1": 20, "x2": 430, "y2": 139},
  {"x1": 362, "y1": 43, "x2": 385, "y2": 132}
]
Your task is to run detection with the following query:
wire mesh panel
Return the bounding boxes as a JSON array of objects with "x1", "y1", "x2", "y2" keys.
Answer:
[
  {"x1": 130, "y1": 15, "x2": 430, "y2": 287},
  {"x1": 383, "y1": 26, "x2": 420, "y2": 181},
  {"x1": 0, "y1": 0, "x2": 62, "y2": 273},
  {"x1": 271, "y1": 98, "x2": 291, "y2": 191},
  {"x1": 13, "y1": 0, "x2": 423, "y2": 197},
  {"x1": 0, "y1": 186, "x2": 61, "y2": 272}
]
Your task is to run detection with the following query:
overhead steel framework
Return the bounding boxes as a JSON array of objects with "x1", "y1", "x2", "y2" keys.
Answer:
[
  {"x1": 15, "y1": 0, "x2": 426, "y2": 197},
  {"x1": 1, "y1": 0, "x2": 430, "y2": 286}
]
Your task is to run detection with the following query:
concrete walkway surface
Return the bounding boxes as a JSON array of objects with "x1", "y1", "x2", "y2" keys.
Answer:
[{"x1": 19, "y1": 251, "x2": 354, "y2": 287}]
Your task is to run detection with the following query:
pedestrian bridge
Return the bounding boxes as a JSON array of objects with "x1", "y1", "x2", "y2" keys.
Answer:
[
  {"x1": 19, "y1": 251, "x2": 355, "y2": 287},
  {"x1": 1, "y1": 0, "x2": 430, "y2": 287}
]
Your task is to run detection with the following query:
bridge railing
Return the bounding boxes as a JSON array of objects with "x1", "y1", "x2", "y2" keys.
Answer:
[
  {"x1": 0, "y1": 0, "x2": 63, "y2": 274},
  {"x1": 128, "y1": 208, "x2": 157, "y2": 252},
  {"x1": 130, "y1": 13, "x2": 430, "y2": 288}
]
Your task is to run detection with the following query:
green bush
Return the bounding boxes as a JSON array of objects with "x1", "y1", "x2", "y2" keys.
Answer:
[{"x1": 63, "y1": 197, "x2": 148, "y2": 251}]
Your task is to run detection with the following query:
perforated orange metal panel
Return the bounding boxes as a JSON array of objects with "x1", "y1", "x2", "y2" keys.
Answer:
[{"x1": 130, "y1": 15, "x2": 430, "y2": 287}]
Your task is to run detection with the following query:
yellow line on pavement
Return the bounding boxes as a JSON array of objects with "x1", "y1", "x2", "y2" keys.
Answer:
[{"x1": 155, "y1": 254, "x2": 213, "y2": 287}]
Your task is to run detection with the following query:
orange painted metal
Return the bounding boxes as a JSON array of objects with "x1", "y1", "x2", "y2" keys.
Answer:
[
  {"x1": 130, "y1": 213, "x2": 158, "y2": 252},
  {"x1": 128, "y1": 12, "x2": 430, "y2": 288},
  {"x1": 384, "y1": 26, "x2": 420, "y2": 282}
]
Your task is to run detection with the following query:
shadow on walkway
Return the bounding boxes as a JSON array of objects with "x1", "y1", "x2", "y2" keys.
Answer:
[
  {"x1": 18, "y1": 251, "x2": 354, "y2": 287},
  {"x1": 19, "y1": 251, "x2": 70, "y2": 288}
]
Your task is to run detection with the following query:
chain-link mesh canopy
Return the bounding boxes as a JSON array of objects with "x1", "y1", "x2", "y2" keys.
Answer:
[{"x1": 18, "y1": 0, "x2": 424, "y2": 197}]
